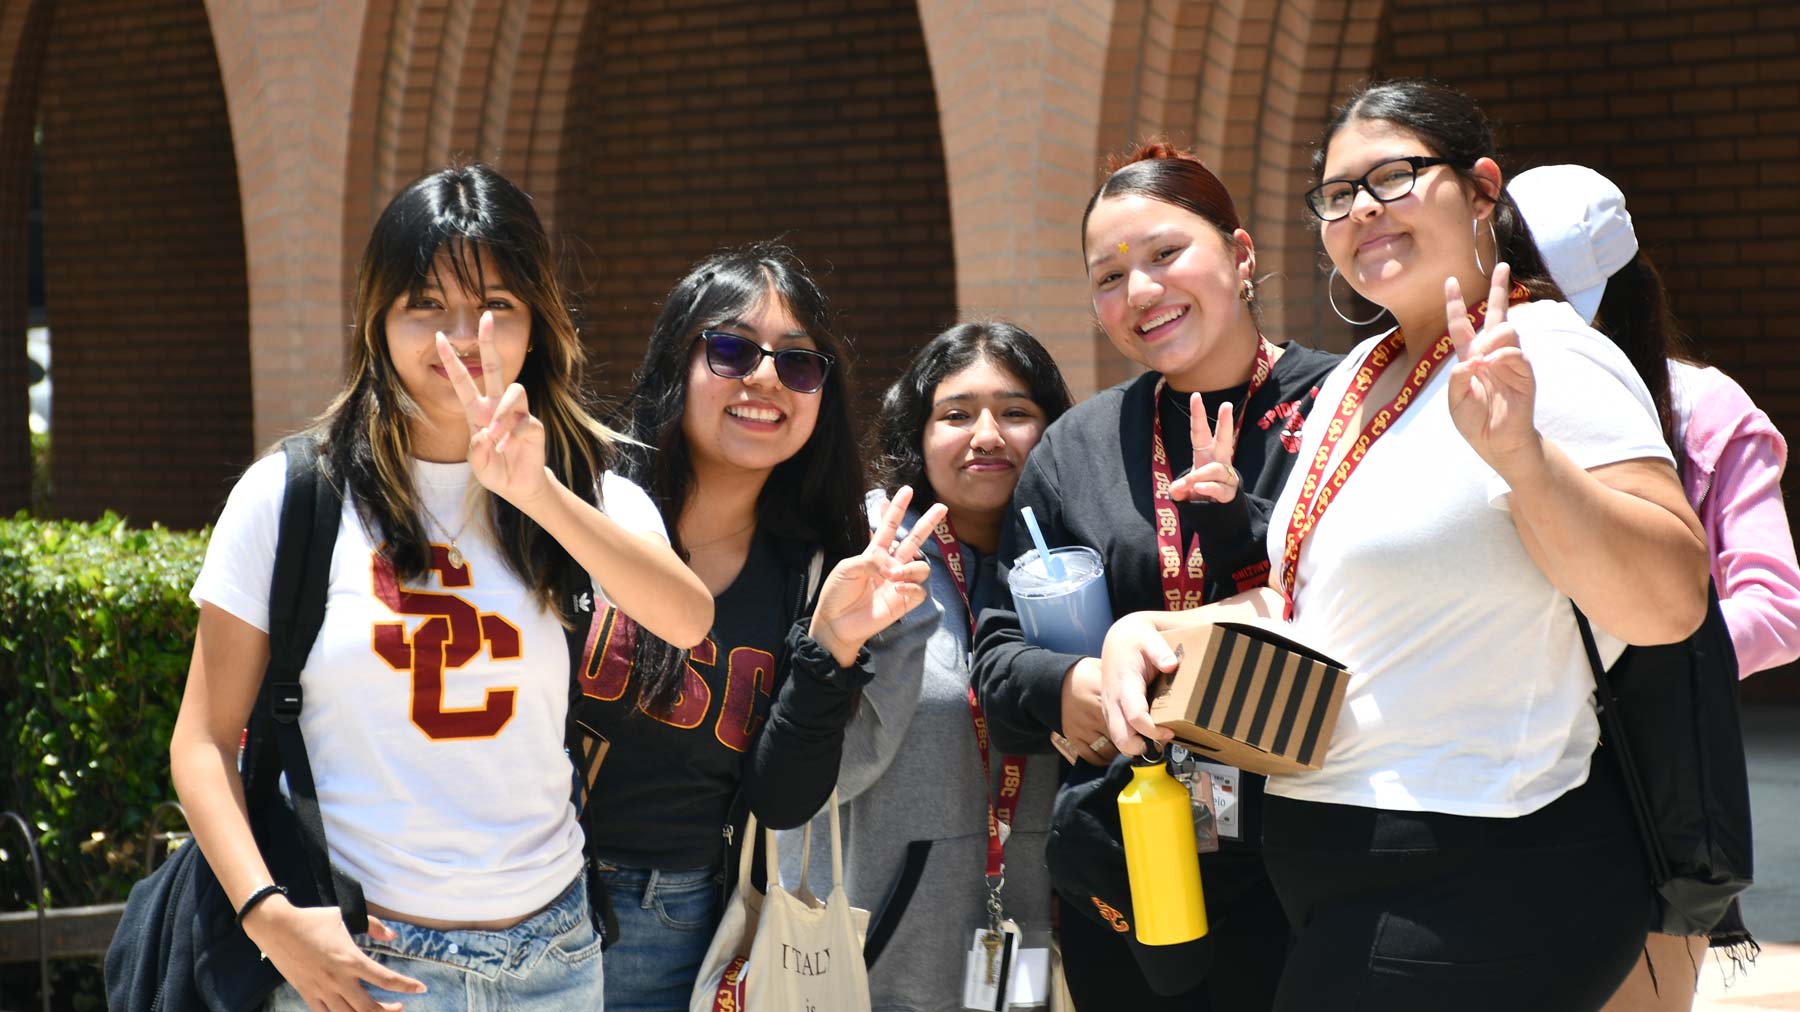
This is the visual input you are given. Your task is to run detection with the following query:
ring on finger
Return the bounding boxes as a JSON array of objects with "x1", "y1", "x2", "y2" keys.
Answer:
[{"x1": 1090, "y1": 734, "x2": 1111, "y2": 753}]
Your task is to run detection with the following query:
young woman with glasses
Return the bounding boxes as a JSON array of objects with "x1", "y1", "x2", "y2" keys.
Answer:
[
  {"x1": 1100, "y1": 79, "x2": 1710, "y2": 1011},
  {"x1": 577, "y1": 242, "x2": 944, "y2": 1012},
  {"x1": 779, "y1": 321, "x2": 1074, "y2": 1012},
  {"x1": 171, "y1": 164, "x2": 715, "y2": 1009},
  {"x1": 970, "y1": 141, "x2": 1342, "y2": 1008}
]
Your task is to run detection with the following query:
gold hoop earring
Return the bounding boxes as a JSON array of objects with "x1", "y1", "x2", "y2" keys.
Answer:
[{"x1": 1327, "y1": 266, "x2": 1388, "y2": 327}]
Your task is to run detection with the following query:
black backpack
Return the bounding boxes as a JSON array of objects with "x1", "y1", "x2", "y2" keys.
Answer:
[
  {"x1": 1575, "y1": 583, "x2": 1754, "y2": 937},
  {"x1": 105, "y1": 436, "x2": 365, "y2": 1012}
]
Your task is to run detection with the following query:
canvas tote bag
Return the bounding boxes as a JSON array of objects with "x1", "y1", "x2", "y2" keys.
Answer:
[{"x1": 691, "y1": 793, "x2": 870, "y2": 1012}]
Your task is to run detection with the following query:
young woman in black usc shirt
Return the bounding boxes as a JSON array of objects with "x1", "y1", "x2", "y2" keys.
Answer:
[
  {"x1": 971, "y1": 142, "x2": 1341, "y2": 1009},
  {"x1": 575, "y1": 244, "x2": 944, "y2": 1012}
]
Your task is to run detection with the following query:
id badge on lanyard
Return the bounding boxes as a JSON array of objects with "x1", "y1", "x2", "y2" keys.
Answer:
[{"x1": 934, "y1": 519, "x2": 1049, "y2": 1009}]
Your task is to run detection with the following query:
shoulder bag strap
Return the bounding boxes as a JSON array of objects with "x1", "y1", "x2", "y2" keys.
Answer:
[{"x1": 1571, "y1": 603, "x2": 1671, "y2": 885}]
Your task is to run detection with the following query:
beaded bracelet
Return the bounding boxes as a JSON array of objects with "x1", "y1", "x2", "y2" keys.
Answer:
[{"x1": 236, "y1": 883, "x2": 288, "y2": 925}]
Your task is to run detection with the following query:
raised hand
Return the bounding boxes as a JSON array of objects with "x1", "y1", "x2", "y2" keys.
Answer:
[
  {"x1": 1169, "y1": 394, "x2": 1241, "y2": 503},
  {"x1": 808, "y1": 486, "x2": 949, "y2": 666},
  {"x1": 436, "y1": 310, "x2": 550, "y2": 506},
  {"x1": 242, "y1": 900, "x2": 426, "y2": 1012},
  {"x1": 1445, "y1": 263, "x2": 1538, "y2": 471}
]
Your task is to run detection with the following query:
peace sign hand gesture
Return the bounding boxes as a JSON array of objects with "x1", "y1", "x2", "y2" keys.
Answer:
[
  {"x1": 1445, "y1": 263, "x2": 1538, "y2": 472},
  {"x1": 1169, "y1": 394, "x2": 1242, "y2": 503},
  {"x1": 808, "y1": 485, "x2": 950, "y2": 667},
  {"x1": 435, "y1": 311, "x2": 550, "y2": 506}
]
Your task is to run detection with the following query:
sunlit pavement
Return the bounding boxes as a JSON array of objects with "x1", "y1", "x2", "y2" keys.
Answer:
[{"x1": 1694, "y1": 704, "x2": 1800, "y2": 1011}]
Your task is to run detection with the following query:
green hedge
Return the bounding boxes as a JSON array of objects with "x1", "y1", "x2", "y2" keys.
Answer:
[{"x1": 0, "y1": 511, "x2": 207, "y2": 911}]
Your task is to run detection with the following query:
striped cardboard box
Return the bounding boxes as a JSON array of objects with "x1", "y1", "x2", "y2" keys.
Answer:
[{"x1": 1148, "y1": 620, "x2": 1350, "y2": 776}]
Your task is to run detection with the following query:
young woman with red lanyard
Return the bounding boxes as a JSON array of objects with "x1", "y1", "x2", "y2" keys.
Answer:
[
  {"x1": 970, "y1": 142, "x2": 1341, "y2": 1008},
  {"x1": 780, "y1": 322, "x2": 1073, "y2": 1012},
  {"x1": 1099, "y1": 80, "x2": 1710, "y2": 1011}
]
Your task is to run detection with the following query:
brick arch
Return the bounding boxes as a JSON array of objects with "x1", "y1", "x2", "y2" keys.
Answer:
[
  {"x1": 31, "y1": 0, "x2": 253, "y2": 527},
  {"x1": 1092, "y1": 0, "x2": 1387, "y2": 360},
  {"x1": 557, "y1": 1, "x2": 958, "y2": 402},
  {"x1": 342, "y1": 0, "x2": 595, "y2": 261},
  {"x1": 915, "y1": 2, "x2": 1117, "y2": 394}
]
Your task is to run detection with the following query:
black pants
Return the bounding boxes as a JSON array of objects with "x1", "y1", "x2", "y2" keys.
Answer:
[
  {"x1": 1262, "y1": 753, "x2": 1651, "y2": 1012},
  {"x1": 1059, "y1": 842, "x2": 1290, "y2": 1010}
]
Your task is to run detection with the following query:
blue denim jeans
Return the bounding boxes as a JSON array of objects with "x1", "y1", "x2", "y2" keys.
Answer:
[
  {"x1": 265, "y1": 873, "x2": 602, "y2": 1011},
  {"x1": 594, "y1": 863, "x2": 724, "y2": 1012}
]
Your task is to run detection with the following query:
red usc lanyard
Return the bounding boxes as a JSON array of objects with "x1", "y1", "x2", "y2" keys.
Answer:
[
  {"x1": 931, "y1": 518, "x2": 1025, "y2": 879},
  {"x1": 1149, "y1": 338, "x2": 1278, "y2": 611},
  {"x1": 1277, "y1": 288, "x2": 1526, "y2": 615}
]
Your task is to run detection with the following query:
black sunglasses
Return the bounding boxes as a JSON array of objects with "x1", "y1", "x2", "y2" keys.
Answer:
[
  {"x1": 1305, "y1": 156, "x2": 1459, "y2": 221},
  {"x1": 696, "y1": 330, "x2": 834, "y2": 394}
]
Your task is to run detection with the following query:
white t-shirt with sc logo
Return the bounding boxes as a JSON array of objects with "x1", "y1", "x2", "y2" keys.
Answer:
[{"x1": 192, "y1": 454, "x2": 665, "y2": 921}]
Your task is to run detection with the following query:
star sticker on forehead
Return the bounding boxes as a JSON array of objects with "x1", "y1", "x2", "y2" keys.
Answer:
[{"x1": 1118, "y1": 241, "x2": 1129, "y2": 255}]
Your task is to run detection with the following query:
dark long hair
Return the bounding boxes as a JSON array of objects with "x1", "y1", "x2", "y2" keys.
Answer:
[
  {"x1": 313, "y1": 163, "x2": 617, "y2": 613},
  {"x1": 1313, "y1": 79, "x2": 1565, "y2": 304},
  {"x1": 874, "y1": 321, "x2": 1073, "y2": 502},
  {"x1": 1594, "y1": 252, "x2": 1692, "y2": 455},
  {"x1": 617, "y1": 242, "x2": 868, "y2": 714}
]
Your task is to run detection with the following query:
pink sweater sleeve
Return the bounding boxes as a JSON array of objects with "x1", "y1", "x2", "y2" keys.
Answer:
[{"x1": 1703, "y1": 426, "x2": 1800, "y2": 676}]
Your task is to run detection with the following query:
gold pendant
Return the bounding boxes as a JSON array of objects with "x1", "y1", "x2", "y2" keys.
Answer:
[{"x1": 447, "y1": 544, "x2": 465, "y2": 569}]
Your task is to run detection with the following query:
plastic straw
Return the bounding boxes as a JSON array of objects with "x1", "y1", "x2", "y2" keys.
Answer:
[{"x1": 1020, "y1": 506, "x2": 1066, "y2": 580}]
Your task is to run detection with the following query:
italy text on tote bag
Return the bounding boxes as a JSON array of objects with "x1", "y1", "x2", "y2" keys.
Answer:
[{"x1": 691, "y1": 794, "x2": 870, "y2": 1012}]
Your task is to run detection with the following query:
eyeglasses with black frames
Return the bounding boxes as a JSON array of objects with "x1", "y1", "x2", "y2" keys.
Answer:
[
  {"x1": 696, "y1": 330, "x2": 834, "y2": 394},
  {"x1": 1305, "y1": 156, "x2": 1460, "y2": 222}
]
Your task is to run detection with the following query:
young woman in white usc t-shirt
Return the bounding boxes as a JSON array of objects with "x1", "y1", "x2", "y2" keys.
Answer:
[
  {"x1": 171, "y1": 165, "x2": 714, "y2": 1010},
  {"x1": 1097, "y1": 80, "x2": 1710, "y2": 1011}
]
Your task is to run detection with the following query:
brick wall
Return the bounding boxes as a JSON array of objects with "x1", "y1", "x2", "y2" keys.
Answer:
[
  {"x1": 1375, "y1": 0, "x2": 1800, "y2": 699},
  {"x1": 556, "y1": 0, "x2": 957, "y2": 406},
  {"x1": 39, "y1": 0, "x2": 251, "y2": 528}
]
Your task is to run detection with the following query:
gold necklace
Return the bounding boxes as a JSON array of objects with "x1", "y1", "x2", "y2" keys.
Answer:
[
  {"x1": 418, "y1": 499, "x2": 471, "y2": 568},
  {"x1": 684, "y1": 518, "x2": 757, "y2": 554}
]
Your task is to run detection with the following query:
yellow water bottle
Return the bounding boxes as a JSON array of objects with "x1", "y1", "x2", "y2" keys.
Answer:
[{"x1": 1117, "y1": 753, "x2": 1208, "y2": 944}]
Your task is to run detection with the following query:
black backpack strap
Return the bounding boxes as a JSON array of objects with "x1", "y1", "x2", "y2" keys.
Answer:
[
  {"x1": 1571, "y1": 603, "x2": 1671, "y2": 886},
  {"x1": 247, "y1": 436, "x2": 367, "y2": 933}
]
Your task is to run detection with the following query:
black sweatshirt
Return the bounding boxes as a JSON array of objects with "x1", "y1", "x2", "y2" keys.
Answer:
[
  {"x1": 578, "y1": 531, "x2": 869, "y2": 869},
  {"x1": 971, "y1": 341, "x2": 1343, "y2": 754}
]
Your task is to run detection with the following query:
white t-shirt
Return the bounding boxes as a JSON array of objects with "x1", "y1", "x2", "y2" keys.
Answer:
[
  {"x1": 192, "y1": 454, "x2": 666, "y2": 920},
  {"x1": 1264, "y1": 300, "x2": 1673, "y2": 817}
]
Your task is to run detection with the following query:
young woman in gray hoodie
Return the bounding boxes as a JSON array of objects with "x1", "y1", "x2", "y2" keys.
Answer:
[{"x1": 781, "y1": 322, "x2": 1073, "y2": 1012}]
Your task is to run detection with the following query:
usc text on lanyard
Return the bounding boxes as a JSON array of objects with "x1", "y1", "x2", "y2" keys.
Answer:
[
  {"x1": 1149, "y1": 338, "x2": 1277, "y2": 611},
  {"x1": 1277, "y1": 287, "x2": 1527, "y2": 614},
  {"x1": 931, "y1": 519, "x2": 1025, "y2": 882}
]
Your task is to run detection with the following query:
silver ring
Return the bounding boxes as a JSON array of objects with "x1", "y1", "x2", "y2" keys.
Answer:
[{"x1": 1090, "y1": 735, "x2": 1111, "y2": 753}]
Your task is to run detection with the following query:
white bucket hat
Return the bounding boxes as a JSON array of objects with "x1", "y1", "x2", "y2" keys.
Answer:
[{"x1": 1508, "y1": 164, "x2": 1639, "y2": 325}]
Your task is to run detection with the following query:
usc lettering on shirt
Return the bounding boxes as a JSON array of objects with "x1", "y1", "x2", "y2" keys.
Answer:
[
  {"x1": 577, "y1": 608, "x2": 777, "y2": 752},
  {"x1": 574, "y1": 527, "x2": 799, "y2": 868}
]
